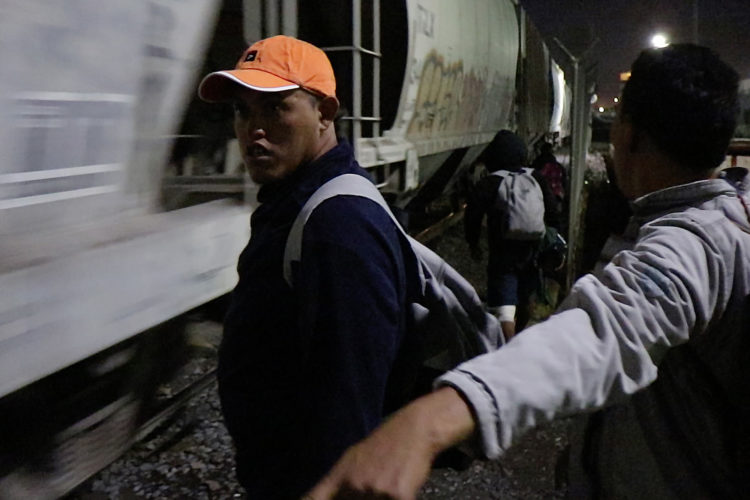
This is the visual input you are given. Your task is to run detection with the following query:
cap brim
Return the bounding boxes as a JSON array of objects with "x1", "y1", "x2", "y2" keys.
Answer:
[{"x1": 198, "y1": 70, "x2": 300, "y2": 102}]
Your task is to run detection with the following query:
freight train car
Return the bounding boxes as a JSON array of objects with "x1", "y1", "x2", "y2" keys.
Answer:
[
  {"x1": 0, "y1": 1, "x2": 573, "y2": 497},
  {"x1": 0, "y1": 2, "x2": 249, "y2": 497},
  {"x1": 167, "y1": 0, "x2": 571, "y2": 219}
]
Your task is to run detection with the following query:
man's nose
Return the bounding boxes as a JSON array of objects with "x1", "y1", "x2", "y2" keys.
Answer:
[{"x1": 239, "y1": 115, "x2": 266, "y2": 139}]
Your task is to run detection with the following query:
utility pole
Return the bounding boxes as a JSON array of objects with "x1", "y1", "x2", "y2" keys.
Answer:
[
  {"x1": 553, "y1": 37, "x2": 598, "y2": 291},
  {"x1": 693, "y1": 0, "x2": 699, "y2": 44}
]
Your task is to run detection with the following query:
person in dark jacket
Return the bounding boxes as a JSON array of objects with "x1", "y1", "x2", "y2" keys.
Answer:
[
  {"x1": 198, "y1": 35, "x2": 411, "y2": 499},
  {"x1": 531, "y1": 141, "x2": 566, "y2": 231},
  {"x1": 464, "y1": 130, "x2": 550, "y2": 339}
]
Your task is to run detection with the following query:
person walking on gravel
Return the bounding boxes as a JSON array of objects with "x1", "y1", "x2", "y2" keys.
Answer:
[{"x1": 464, "y1": 130, "x2": 550, "y2": 340}]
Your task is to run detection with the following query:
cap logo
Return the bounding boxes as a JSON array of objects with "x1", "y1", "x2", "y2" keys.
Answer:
[{"x1": 244, "y1": 50, "x2": 257, "y2": 62}]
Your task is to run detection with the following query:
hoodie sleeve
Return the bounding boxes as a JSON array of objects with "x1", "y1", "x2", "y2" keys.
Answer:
[
  {"x1": 437, "y1": 212, "x2": 731, "y2": 458},
  {"x1": 532, "y1": 168, "x2": 561, "y2": 228}
]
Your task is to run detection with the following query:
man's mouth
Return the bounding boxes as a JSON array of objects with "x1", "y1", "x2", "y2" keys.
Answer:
[{"x1": 249, "y1": 144, "x2": 270, "y2": 159}]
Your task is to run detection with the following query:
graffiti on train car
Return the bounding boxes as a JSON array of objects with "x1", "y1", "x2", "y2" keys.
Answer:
[
  {"x1": 415, "y1": 4, "x2": 436, "y2": 38},
  {"x1": 407, "y1": 49, "x2": 512, "y2": 138}
]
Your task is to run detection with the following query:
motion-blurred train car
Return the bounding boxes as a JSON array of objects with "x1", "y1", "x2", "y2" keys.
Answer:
[
  {"x1": 0, "y1": 2, "x2": 250, "y2": 497},
  {"x1": 0, "y1": 0, "x2": 571, "y2": 497}
]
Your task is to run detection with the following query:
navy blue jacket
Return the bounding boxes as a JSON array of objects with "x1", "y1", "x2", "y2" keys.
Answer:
[{"x1": 218, "y1": 140, "x2": 409, "y2": 499}]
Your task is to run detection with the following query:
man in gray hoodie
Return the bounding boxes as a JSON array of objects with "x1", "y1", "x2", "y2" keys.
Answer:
[{"x1": 308, "y1": 43, "x2": 749, "y2": 499}]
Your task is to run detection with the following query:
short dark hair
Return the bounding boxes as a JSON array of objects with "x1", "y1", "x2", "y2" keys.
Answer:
[
  {"x1": 620, "y1": 43, "x2": 739, "y2": 171},
  {"x1": 483, "y1": 130, "x2": 527, "y2": 171}
]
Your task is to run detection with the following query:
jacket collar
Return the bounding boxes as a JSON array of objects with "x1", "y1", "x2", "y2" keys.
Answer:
[
  {"x1": 256, "y1": 139, "x2": 355, "y2": 208},
  {"x1": 631, "y1": 178, "x2": 737, "y2": 218}
]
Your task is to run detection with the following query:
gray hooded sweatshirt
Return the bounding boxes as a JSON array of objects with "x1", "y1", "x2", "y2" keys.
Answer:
[{"x1": 439, "y1": 172, "x2": 750, "y2": 498}]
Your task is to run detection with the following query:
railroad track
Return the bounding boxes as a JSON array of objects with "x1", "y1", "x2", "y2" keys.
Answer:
[
  {"x1": 413, "y1": 206, "x2": 465, "y2": 244},
  {"x1": 134, "y1": 368, "x2": 218, "y2": 445}
]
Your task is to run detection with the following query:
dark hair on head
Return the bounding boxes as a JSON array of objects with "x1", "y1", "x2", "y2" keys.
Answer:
[
  {"x1": 303, "y1": 89, "x2": 324, "y2": 105},
  {"x1": 620, "y1": 43, "x2": 739, "y2": 171},
  {"x1": 482, "y1": 130, "x2": 527, "y2": 171},
  {"x1": 538, "y1": 142, "x2": 554, "y2": 155}
]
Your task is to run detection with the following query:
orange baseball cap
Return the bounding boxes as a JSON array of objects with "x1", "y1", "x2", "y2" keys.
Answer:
[{"x1": 198, "y1": 35, "x2": 336, "y2": 102}]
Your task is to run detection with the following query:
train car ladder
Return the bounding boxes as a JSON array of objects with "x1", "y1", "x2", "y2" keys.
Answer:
[{"x1": 320, "y1": 0, "x2": 382, "y2": 159}]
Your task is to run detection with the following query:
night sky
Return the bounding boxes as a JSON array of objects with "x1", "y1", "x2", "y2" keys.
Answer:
[{"x1": 519, "y1": 0, "x2": 750, "y2": 106}]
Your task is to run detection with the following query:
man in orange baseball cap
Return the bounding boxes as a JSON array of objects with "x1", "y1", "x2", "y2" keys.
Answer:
[
  {"x1": 198, "y1": 36, "x2": 414, "y2": 499},
  {"x1": 199, "y1": 35, "x2": 340, "y2": 185}
]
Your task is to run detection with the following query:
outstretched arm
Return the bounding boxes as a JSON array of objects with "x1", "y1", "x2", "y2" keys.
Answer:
[
  {"x1": 307, "y1": 210, "x2": 727, "y2": 499},
  {"x1": 304, "y1": 387, "x2": 476, "y2": 500}
]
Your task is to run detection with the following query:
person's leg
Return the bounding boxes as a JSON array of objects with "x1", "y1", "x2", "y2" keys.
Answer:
[
  {"x1": 498, "y1": 305, "x2": 517, "y2": 340},
  {"x1": 487, "y1": 262, "x2": 519, "y2": 341},
  {"x1": 515, "y1": 264, "x2": 540, "y2": 332}
]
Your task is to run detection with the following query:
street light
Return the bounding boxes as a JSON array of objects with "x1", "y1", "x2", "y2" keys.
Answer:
[{"x1": 650, "y1": 33, "x2": 669, "y2": 48}]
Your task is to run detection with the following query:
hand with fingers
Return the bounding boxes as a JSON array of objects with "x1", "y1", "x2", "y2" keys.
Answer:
[{"x1": 303, "y1": 387, "x2": 476, "y2": 500}]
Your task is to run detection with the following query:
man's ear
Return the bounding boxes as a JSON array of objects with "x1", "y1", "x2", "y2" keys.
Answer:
[
  {"x1": 618, "y1": 117, "x2": 638, "y2": 154},
  {"x1": 318, "y1": 96, "x2": 339, "y2": 127},
  {"x1": 610, "y1": 113, "x2": 638, "y2": 172}
]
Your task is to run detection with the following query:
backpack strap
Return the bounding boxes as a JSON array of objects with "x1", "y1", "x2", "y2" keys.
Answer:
[
  {"x1": 488, "y1": 167, "x2": 534, "y2": 179},
  {"x1": 283, "y1": 173, "x2": 416, "y2": 287}
]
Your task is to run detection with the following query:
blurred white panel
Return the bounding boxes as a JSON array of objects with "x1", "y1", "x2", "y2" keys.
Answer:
[
  {"x1": 0, "y1": 0, "x2": 221, "y2": 236},
  {"x1": 0, "y1": 200, "x2": 250, "y2": 399},
  {"x1": 0, "y1": 0, "x2": 241, "y2": 401}
]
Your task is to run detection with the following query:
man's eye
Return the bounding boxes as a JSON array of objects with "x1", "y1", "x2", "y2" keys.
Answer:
[{"x1": 233, "y1": 102, "x2": 249, "y2": 117}]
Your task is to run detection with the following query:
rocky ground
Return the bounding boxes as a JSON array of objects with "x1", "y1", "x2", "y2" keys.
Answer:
[{"x1": 69, "y1": 216, "x2": 571, "y2": 500}]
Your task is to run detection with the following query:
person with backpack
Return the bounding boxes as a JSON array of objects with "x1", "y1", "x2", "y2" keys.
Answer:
[
  {"x1": 531, "y1": 141, "x2": 570, "y2": 300},
  {"x1": 307, "y1": 44, "x2": 750, "y2": 500},
  {"x1": 464, "y1": 130, "x2": 548, "y2": 340},
  {"x1": 197, "y1": 36, "x2": 418, "y2": 499},
  {"x1": 531, "y1": 141, "x2": 567, "y2": 231},
  {"x1": 199, "y1": 35, "x2": 500, "y2": 498}
]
